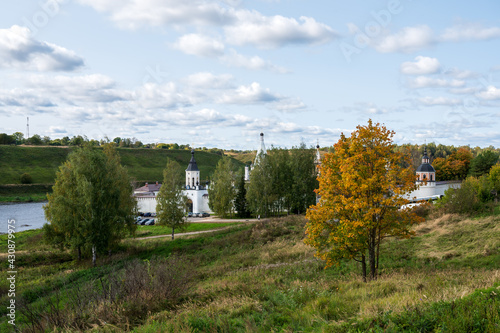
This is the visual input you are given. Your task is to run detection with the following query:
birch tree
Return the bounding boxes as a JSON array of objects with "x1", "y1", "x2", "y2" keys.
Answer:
[
  {"x1": 208, "y1": 156, "x2": 236, "y2": 218},
  {"x1": 156, "y1": 159, "x2": 188, "y2": 239},
  {"x1": 44, "y1": 144, "x2": 137, "y2": 266}
]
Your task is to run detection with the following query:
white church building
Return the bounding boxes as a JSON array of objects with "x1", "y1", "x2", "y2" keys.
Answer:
[
  {"x1": 406, "y1": 147, "x2": 461, "y2": 201},
  {"x1": 134, "y1": 149, "x2": 211, "y2": 214}
]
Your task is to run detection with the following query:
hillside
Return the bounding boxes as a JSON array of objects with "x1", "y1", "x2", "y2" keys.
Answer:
[
  {"x1": 0, "y1": 146, "x2": 245, "y2": 185},
  {"x1": 1, "y1": 212, "x2": 499, "y2": 331}
]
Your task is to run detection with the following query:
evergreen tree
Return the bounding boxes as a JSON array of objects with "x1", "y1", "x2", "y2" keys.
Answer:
[
  {"x1": 234, "y1": 173, "x2": 250, "y2": 218},
  {"x1": 469, "y1": 150, "x2": 499, "y2": 177},
  {"x1": 43, "y1": 144, "x2": 137, "y2": 266},
  {"x1": 156, "y1": 159, "x2": 188, "y2": 239},
  {"x1": 208, "y1": 156, "x2": 236, "y2": 218}
]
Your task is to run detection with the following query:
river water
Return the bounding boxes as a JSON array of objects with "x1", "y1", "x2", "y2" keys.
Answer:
[{"x1": 0, "y1": 202, "x2": 48, "y2": 233}]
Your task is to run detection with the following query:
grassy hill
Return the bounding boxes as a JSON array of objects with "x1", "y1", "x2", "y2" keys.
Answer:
[
  {"x1": 1, "y1": 211, "x2": 499, "y2": 332},
  {"x1": 0, "y1": 145, "x2": 245, "y2": 185}
]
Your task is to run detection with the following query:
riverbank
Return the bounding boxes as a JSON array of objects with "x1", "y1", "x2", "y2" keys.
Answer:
[{"x1": 0, "y1": 184, "x2": 51, "y2": 202}]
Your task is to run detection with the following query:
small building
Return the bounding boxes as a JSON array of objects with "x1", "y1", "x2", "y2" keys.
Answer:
[{"x1": 134, "y1": 149, "x2": 211, "y2": 214}]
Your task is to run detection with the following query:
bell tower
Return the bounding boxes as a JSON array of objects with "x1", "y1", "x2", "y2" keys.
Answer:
[{"x1": 186, "y1": 149, "x2": 200, "y2": 189}]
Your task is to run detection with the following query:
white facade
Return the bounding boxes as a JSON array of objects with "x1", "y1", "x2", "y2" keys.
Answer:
[{"x1": 133, "y1": 150, "x2": 212, "y2": 214}]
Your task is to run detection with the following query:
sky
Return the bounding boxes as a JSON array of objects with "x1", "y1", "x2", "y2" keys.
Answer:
[{"x1": 1, "y1": 0, "x2": 500, "y2": 150}]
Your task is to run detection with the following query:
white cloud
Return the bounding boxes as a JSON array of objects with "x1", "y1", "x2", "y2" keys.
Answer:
[
  {"x1": 440, "y1": 23, "x2": 500, "y2": 42},
  {"x1": 173, "y1": 34, "x2": 225, "y2": 57},
  {"x1": 218, "y1": 82, "x2": 281, "y2": 104},
  {"x1": 273, "y1": 99, "x2": 306, "y2": 112},
  {"x1": 419, "y1": 96, "x2": 462, "y2": 106},
  {"x1": 401, "y1": 56, "x2": 440, "y2": 75},
  {"x1": 79, "y1": 0, "x2": 337, "y2": 49},
  {"x1": 0, "y1": 25, "x2": 84, "y2": 71},
  {"x1": 409, "y1": 76, "x2": 465, "y2": 88},
  {"x1": 77, "y1": 0, "x2": 234, "y2": 29},
  {"x1": 27, "y1": 74, "x2": 123, "y2": 103},
  {"x1": 225, "y1": 12, "x2": 337, "y2": 48},
  {"x1": 477, "y1": 86, "x2": 500, "y2": 100},
  {"x1": 221, "y1": 49, "x2": 289, "y2": 73},
  {"x1": 372, "y1": 25, "x2": 434, "y2": 53},
  {"x1": 48, "y1": 126, "x2": 67, "y2": 134},
  {"x1": 184, "y1": 72, "x2": 233, "y2": 89}
]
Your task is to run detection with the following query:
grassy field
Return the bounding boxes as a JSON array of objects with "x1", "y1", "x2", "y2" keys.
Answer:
[
  {"x1": 1, "y1": 211, "x2": 499, "y2": 332},
  {"x1": 133, "y1": 222, "x2": 243, "y2": 238},
  {"x1": 0, "y1": 145, "x2": 245, "y2": 187}
]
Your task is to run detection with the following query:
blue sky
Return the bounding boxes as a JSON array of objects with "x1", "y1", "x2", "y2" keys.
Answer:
[{"x1": 1, "y1": 0, "x2": 500, "y2": 150}]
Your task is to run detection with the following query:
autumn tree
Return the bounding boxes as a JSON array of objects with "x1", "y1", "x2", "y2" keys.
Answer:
[
  {"x1": 156, "y1": 159, "x2": 188, "y2": 239},
  {"x1": 305, "y1": 120, "x2": 423, "y2": 281},
  {"x1": 43, "y1": 144, "x2": 137, "y2": 266},
  {"x1": 433, "y1": 147, "x2": 473, "y2": 181},
  {"x1": 208, "y1": 156, "x2": 236, "y2": 218}
]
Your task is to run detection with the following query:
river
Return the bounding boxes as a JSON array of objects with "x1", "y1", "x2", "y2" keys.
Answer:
[{"x1": 0, "y1": 202, "x2": 48, "y2": 233}]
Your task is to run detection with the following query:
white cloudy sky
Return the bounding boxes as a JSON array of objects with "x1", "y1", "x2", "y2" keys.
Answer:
[{"x1": 1, "y1": 0, "x2": 500, "y2": 149}]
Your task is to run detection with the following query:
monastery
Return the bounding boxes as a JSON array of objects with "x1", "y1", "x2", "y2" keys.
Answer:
[{"x1": 133, "y1": 134, "x2": 455, "y2": 214}]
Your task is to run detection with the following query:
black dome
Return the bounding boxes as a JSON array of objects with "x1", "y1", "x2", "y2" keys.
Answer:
[{"x1": 416, "y1": 163, "x2": 435, "y2": 173}]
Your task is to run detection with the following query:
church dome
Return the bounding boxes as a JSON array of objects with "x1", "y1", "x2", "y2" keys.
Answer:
[{"x1": 416, "y1": 163, "x2": 435, "y2": 173}]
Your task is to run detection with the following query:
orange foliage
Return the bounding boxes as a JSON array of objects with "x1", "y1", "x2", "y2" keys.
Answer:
[{"x1": 304, "y1": 120, "x2": 424, "y2": 280}]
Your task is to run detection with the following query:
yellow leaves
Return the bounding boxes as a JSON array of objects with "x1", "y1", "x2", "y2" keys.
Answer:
[{"x1": 305, "y1": 120, "x2": 422, "y2": 270}]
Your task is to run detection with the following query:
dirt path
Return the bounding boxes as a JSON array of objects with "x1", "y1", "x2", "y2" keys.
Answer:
[{"x1": 132, "y1": 226, "x2": 235, "y2": 240}]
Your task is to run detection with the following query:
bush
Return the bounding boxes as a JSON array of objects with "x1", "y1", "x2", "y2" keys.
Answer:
[
  {"x1": 436, "y1": 176, "x2": 496, "y2": 215},
  {"x1": 20, "y1": 173, "x2": 33, "y2": 184},
  {"x1": 18, "y1": 255, "x2": 193, "y2": 331}
]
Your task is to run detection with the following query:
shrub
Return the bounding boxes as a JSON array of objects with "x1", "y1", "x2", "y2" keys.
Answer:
[{"x1": 20, "y1": 173, "x2": 33, "y2": 184}]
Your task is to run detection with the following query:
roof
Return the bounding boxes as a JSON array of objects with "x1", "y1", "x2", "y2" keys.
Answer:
[
  {"x1": 134, "y1": 183, "x2": 161, "y2": 193},
  {"x1": 416, "y1": 163, "x2": 436, "y2": 173},
  {"x1": 186, "y1": 149, "x2": 199, "y2": 171}
]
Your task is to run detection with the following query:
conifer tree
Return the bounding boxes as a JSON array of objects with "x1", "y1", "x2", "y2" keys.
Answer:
[{"x1": 234, "y1": 173, "x2": 250, "y2": 218}]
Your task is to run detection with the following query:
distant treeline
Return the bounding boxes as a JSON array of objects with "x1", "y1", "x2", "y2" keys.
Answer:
[{"x1": 0, "y1": 132, "x2": 252, "y2": 155}]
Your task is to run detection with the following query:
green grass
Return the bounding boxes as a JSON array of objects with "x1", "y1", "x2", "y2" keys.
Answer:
[
  {"x1": 132, "y1": 222, "x2": 242, "y2": 238},
  {"x1": 0, "y1": 146, "x2": 245, "y2": 185},
  {"x1": 1, "y1": 212, "x2": 500, "y2": 332}
]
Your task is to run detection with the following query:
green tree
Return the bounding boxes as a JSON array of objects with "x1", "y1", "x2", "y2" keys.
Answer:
[
  {"x1": 12, "y1": 132, "x2": 24, "y2": 145},
  {"x1": 156, "y1": 159, "x2": 188, "y2": 239},
  {"x1": 234, "y1": 173, "x2": 250, "y2": 218},
  {"x1": 469, "y1": 150, "x2": 499, "y2": 177},
  {"x1": 0, "y1": 133, "x2": 15, "y2": 145},
  {"x1": 289, "y1": 143, "x2": 318, "y2": 214},
  {"x1": 208, "y1": 156, "x2": 236, "y2": 218},
  {"x1": 43, "y1": 144, "x2": 137, "y2": 266},
  {"x1": 29, "y1": 134, "x2": 43, "y2": 145},
  {"x1": 246, "y1": 151, "x2": 273, "y2": 218},
  {"x1": 305, "y1": 120, "x2": 422, "y2": 281}
]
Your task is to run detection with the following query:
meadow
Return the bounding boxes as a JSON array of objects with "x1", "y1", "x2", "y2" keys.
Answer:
[{"x1": 1, "y1": 210, "x2": 499, "y2": 332}]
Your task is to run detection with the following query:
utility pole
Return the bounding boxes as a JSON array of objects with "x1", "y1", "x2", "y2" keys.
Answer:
[{"x1": 26, "y1": 117, "x2": 29, "y2": 139}]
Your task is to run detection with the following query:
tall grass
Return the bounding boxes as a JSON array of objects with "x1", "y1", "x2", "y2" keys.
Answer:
[{"x1": 1, "y1": 212, "x2": 499, "y2": 332}]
